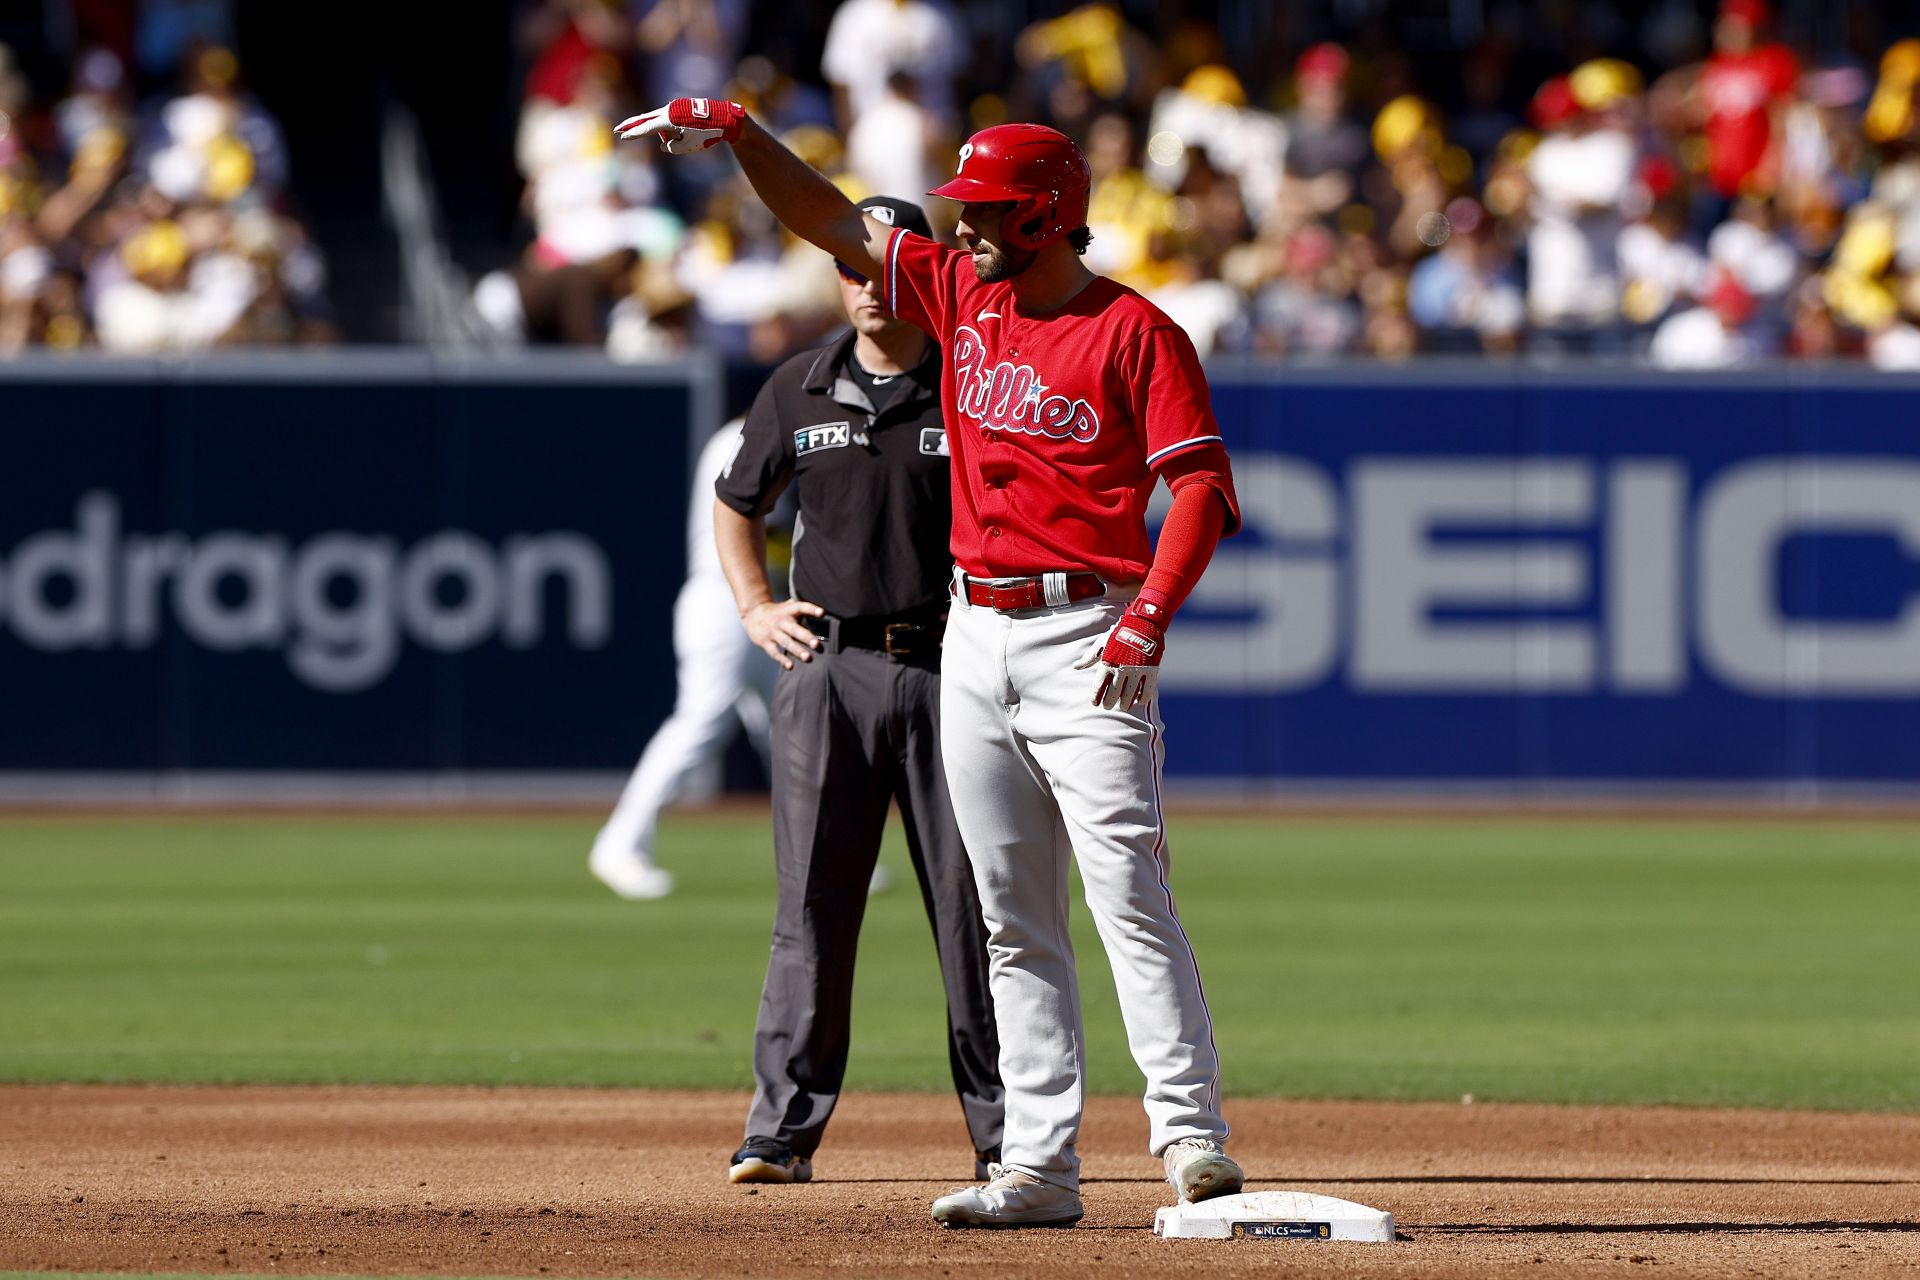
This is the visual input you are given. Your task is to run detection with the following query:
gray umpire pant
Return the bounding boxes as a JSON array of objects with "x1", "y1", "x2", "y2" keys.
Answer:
[{"x1": 744, "y1": 638, "x2": 1004, "y2": 1159}]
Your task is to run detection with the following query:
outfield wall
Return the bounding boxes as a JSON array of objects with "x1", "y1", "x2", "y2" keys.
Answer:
[
  {"x1": 0, "y1": 352, "x2": 714, "y2": 776},
  {"x1": 0, "y1": 355, "x2": 1915, "y2": 797},
  {"x1": 1163, "y1": 363, "x2": 1920, "y2": 793}
]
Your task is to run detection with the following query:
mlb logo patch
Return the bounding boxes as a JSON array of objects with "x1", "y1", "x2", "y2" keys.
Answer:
[
  {"x1": 796, "y1": 422, "x2": 851, "y2": 454},
  {"x1": 920, "y1": 428, "x2": 949, "y2": 457}
]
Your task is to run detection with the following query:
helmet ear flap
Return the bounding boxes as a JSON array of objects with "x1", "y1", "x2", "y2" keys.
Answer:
[{"x1": 1007, "y1": 192, "x2": 1061, "y2": 250}]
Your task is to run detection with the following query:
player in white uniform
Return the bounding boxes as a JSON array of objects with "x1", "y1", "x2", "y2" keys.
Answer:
[{"x1": 589, "y1": 420, "x2": 772, "y2": 900}]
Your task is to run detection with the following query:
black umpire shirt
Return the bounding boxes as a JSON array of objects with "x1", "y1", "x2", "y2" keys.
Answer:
[{"x1": 716, "y1": 330, "x2": 951, "y2": 621}]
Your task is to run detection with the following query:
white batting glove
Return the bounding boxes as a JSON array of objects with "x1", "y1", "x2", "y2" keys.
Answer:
[
  {"x1": 615, "y1": 97, "x2": 746, "y2": 154},
  {"x1": 1073, "y1": 599, "x2": 1167, "y2": 712}
]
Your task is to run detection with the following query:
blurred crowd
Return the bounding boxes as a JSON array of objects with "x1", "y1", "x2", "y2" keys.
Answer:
[
  {"x1": 10, "y1": 0, "x2": 1920, "y2": 367},
  {"x1": 0, "y1": 36, "x2": 333, "y2": 356},
  {"x1": 483, "y1": 0, "x2": 1920, "y2": 369}
]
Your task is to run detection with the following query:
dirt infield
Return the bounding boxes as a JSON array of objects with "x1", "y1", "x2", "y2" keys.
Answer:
[{"x1": 5, "y1": 1087, "x2": 1917, "y2": 1279}]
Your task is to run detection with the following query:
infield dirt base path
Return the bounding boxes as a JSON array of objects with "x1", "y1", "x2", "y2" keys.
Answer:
[{"x1": 4, "y1": 1087, "x2": 1917, "y2": 1280}]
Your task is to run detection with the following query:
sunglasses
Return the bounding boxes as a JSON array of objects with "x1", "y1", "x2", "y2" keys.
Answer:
[{"x1": 835, "y1": 261, "x2": 868, "y2": 285}]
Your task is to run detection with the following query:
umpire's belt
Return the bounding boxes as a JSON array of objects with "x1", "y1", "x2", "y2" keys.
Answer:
[
  {"x1": 957, "y1": 572, "x2": 1106, "y2": 612},
  {"x1": 803, "y1": 608, "x2": 945, "y2": 657}
]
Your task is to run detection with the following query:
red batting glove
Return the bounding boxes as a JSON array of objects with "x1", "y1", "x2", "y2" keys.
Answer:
[
  {"x1": 616, "y1": 98, "x2": 747, "y2": 153},
  {"x1": 1073, "y1": 597, "x2": 1168, "y2": 711}
]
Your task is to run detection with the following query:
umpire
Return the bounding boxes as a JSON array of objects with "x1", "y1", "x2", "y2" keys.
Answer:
[{"x1": 713, "y1": 197, "x2": 1003, "y2": 1185}]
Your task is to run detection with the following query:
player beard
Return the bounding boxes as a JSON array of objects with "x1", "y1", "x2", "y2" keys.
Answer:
[{"x1": 972, "y1": 240, "x2": 1037, "y2": 283}]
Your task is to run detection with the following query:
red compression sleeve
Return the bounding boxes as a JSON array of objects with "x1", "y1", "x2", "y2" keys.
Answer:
[{"x1": 1136, "y1": 483, "x2": 1230, "y2": 618}]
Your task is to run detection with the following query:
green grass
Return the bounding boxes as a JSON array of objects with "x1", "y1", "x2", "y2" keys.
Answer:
[{"x1": 1, "y1": 813, "x2": 1916, "y2": 1111}]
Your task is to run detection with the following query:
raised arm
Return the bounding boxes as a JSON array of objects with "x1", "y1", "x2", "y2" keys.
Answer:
[{"x1": 617, "y1": 99, "x2": 894, "y2": 279}]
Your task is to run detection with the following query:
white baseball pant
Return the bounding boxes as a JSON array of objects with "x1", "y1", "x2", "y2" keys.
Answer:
[
  {"x1": 939, "y1": 581, "x2": 1227, "y2": 1190},
  {"x1": 596, "y1": 575, "x2": 770, "y2": 866}
]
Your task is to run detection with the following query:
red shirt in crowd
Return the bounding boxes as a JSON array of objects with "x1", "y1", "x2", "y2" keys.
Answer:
[
  {"x1": 1699, "y1": 44, "x2": 1800, "y2": 197},
  {"x1": 881, "y1": 227, "x2": 1240, "y2": 584},
  {"x1": 526, "y1": 20, "x2": 603, "y2": 104}
]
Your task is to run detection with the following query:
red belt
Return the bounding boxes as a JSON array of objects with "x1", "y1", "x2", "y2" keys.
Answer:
[{"x1": 957, "y1": 572, "x2": 1106, "y2": 612}]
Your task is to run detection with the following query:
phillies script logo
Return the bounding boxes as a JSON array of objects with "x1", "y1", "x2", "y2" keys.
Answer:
[{"x1": 951, "y1": 325, "x2": 1101, "y2": 443}]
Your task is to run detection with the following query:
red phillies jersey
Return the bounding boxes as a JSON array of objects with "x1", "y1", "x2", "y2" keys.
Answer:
[{"x1": 882, "y1": 227, "x2": 1238, "y2": 583}]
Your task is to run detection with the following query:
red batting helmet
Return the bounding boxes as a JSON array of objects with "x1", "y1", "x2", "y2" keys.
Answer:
[{"x1": 928, "y1": 124, "x2": 1091, "y2": 251}]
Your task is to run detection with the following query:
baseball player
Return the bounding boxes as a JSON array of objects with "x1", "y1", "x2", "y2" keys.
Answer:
[
  {"x1": 589, "y1": 418, "x2": 773, "y2": 901},
  {"x1": 621, "y1": 100, "x2": 1243, "y2": 1228},
  {"x1": 712, "y1": 196, "x2": 1004, "y2": 1188}
]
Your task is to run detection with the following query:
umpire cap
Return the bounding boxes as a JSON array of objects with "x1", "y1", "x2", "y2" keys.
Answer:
[{"x1": 856, "y1": 196, "x2": 933, "y2": 240}]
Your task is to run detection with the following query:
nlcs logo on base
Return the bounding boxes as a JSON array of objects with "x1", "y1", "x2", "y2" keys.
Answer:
[{"x1": 1231, "y1": 1222, "x2": 1332, "y2": 1240}]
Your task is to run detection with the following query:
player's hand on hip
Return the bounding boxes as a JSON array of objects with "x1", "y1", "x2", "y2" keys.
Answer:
[
  {"x1": 1073, "y1": 599, "x2": 1167, "y2": 712},
  {"x1": 742, "y1": 598, "x2": 825, "y2": 669},
  {"x1": 616, "y1": 98, "x2": 746, "y2": 154}
]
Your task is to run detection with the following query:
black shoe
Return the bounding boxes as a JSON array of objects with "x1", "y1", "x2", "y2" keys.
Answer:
[
  {"x1": 974, "y1": 1145, "x2": 1002, "y2": 1181},
  {"x1": 729, "y1": 1135, "x2": 813, "y2": 1184}
]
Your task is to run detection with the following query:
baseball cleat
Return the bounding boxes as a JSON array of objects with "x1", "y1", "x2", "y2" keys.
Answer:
[
  {"x1": 974, "y1": 1145, "x2": 1002, "y2": 1182},
  {"x1": 728, "y1": 1136, "x2": 812, "y2": 1184},
  {"x1": 588, "y1": 840, "x2": 675, "y2": 900},
  {"x1": 930, "y1": 1167, "x2": 1083, "y2": 1228},
  {"x1": 1162, "y1": 1137, "x2": 1244, "y2": 1203}
]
